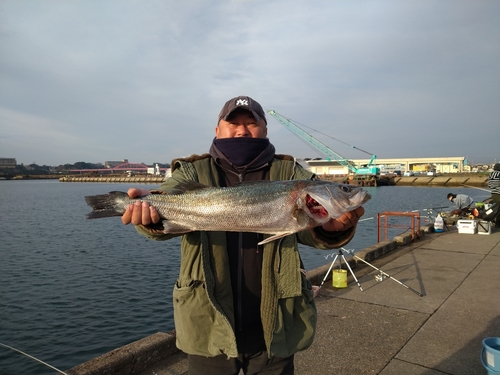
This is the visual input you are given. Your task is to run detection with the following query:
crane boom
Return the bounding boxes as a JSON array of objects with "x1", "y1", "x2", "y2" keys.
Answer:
[{"x1": 267, "y1": 110, "x2": 379, "y2": 175}]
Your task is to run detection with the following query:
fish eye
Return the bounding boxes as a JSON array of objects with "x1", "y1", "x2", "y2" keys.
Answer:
[{"x1": 340, "y1": 185, "x2": 351, "y2": 192}]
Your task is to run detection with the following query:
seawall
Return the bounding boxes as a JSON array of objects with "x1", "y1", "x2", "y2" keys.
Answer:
[
  {"x1": 59, "y1": 176, "x2": 165, "y2": 184},
  {"x1": 394, "y1": 174, "x2": 488, "y2": 187}
]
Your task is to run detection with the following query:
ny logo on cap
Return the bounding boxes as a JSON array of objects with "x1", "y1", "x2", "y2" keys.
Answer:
[{"x1": 236, "y1": 99, "x2": 249, "y2": 106}]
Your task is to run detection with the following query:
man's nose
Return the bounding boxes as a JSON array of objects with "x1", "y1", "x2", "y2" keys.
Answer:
[{"x1": 235, "y1": 124, "x2": 251, "y2": 136}]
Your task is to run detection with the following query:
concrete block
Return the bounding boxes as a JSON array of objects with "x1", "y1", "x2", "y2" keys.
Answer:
[
  {"x1": 357, "y1": 240, "x2": 398, "y2": 262},
  {"x1": 412, "y1": 177, "x2": 433, "y2": 185},
  {"x1": 66, "y1": 332, "x2": 180, "y2": 375},
  {"x1": 445, "y1": 177, "x2": 470, "y2": 186},
  {"x1": 393, "y1": 232, "x2": 413, "y2": 245},
  {"x1": 428, "y1": 177, "x2": 450, "y2": 185},
  {"x1": 464, "y1": 175, "x2": 488, "y2": 186},
  {"x1": 396, "y1": 177, "x2": 417, "y2": 185}
]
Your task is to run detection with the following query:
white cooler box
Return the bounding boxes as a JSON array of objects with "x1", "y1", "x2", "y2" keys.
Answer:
[
  {"x1": 457, "y1": 220, "x2": 477, "y2": 234},
  {"x1": 477, "y1": 220, "x2": 491, "y2": 235}
]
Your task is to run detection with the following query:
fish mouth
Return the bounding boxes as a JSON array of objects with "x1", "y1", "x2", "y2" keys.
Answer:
[
  {"x1": 306, "y1": 194, "x2": 329, "y2": 218},
  {"x1": 307, "y1": 188, "x2": 371, "y2": 220}
]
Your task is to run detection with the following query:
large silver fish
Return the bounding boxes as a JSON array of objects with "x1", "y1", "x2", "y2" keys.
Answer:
[{"x1": 85, "y1": 179, "x2": 370, "y2": 245}]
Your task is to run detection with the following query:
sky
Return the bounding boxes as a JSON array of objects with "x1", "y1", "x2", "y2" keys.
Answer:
[{"x1": 1, "y1": 0, "x2": 499, "y2": 167}]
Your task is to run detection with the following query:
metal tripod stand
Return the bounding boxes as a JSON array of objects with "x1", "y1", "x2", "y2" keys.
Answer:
[
  {"x1": 318, "y1": 248, "x2": 424, "y2": 297},
  {"x1": 319, "y1": 248, "x2": 363, "y2": 292}
]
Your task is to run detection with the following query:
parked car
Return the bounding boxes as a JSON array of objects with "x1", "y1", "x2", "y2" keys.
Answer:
[
  {"x1": 403, "y1": 171, "x2": 415, "y2": 176},
  {"x1": 427, "y1": 171, "x2": 437, "y2": 176}
]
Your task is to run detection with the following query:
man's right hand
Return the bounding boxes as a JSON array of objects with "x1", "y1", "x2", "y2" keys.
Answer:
[{"x1": 121, "y1": 188, "x2": 161, "y2": 225}]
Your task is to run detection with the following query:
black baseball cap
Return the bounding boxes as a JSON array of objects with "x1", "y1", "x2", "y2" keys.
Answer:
[{"x1": 218, "y1": 96, "x2": 267, "y2": 124}]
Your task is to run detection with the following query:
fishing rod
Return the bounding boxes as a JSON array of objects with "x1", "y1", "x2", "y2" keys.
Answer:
[
  {"x1": 356, "y1": 206, "x2": 449, "y2": 223},
  {"x1": 461, "y1": 184, "x2": 491, "y2": 193},
  {"x1": 347, "y1": 249, "x2": 424, "y2": 297},
  {"x1": 420, "y1": 206, "x2": 448, "y2": 211},
  {"x1": 0, "y1": 342, "x2": 69, "y2": 375},
  {"x1": 358, "y1": 217, "x2": 374, "y2": 222}
]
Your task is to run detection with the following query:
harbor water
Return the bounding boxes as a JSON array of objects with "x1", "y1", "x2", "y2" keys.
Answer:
[{"x1": 0, "y1": 180, "x2": 488, "y2": 374}]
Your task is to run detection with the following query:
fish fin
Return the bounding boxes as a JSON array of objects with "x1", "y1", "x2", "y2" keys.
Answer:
[
  {"x1": 85, "y1": 191, "x2": 128, "y2": 219},
  {"x1": 235, "y1": 180, "x2": 279, "y2": 186},
  {"x1": 258, "y1": 232, "x2": 292, "y2": 245},
  {"x1": 294, "y1": 208, "x2": 311, "y2": 227},
  {"x1": 161, "y1": 220, "x2": 193, "y2": 234},
  {"x1": 170, "y1": 181, "x2": 212, "y2": 195}
]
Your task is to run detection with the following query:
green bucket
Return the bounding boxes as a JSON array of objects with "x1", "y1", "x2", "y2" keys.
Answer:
[{"x1": 332, "y1": 269, "x2": 347, "y2": 288}]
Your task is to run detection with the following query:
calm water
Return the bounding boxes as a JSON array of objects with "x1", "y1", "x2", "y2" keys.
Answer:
[{"x1": 0, "y1": 180, "x2": 487, "y2": 374}]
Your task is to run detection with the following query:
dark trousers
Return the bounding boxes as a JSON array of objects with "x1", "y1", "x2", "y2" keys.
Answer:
[{"x1": 188, "y1": 352, "x2": 294, "y2": 375}]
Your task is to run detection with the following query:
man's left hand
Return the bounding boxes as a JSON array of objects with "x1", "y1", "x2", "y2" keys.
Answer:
[{"x1": 321, "y1": 206, "x2": 365, "y2": 232}]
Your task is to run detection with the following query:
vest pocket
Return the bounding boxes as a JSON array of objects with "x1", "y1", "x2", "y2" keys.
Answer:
[{"x1": 173, "y1": 278, "x2": 232, "y2": 356}]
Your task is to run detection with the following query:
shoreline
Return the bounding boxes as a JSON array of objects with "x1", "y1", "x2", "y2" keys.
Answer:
[{"x1": 1, "y1": 173, "x2": 488, "y2": 187}]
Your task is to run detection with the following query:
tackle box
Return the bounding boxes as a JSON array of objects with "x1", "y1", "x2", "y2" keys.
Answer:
[
  {"x1": 477, "y1": 220, "x2": 491, "y2": 235},
  {"x1": 457, "y1": 220, "x2": 477, "y2": 234}
]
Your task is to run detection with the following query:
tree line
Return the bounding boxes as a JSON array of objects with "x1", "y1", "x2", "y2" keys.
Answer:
[{"x1": 1, "y1": 162, "x2": 170, "y2": 175}]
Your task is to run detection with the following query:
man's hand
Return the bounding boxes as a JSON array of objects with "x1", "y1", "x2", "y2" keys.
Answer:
[
  {"x1": 121, "y1": 188, "x2": 161, "y2": 225},
  {"x1": 321, "y1": 206, "x2": 365, "y2": 232}
]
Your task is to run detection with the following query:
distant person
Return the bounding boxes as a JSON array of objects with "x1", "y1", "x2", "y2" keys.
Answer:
[
  {"x1": 482, "y1": 163, "x2": 500, "y2": 225},
  {"x1": 488, "y1": 163, "x2": 500, "y2": 203},
  {"x1": 447, "y1": 193, "x2": 475, "y2": 216}
]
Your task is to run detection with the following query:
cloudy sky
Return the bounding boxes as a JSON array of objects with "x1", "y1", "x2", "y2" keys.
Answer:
[{"x1": 1, "y1": 0, "x2": 499, "y2": 167}]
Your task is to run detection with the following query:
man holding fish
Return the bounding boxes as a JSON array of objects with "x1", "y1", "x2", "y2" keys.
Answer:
[{"x1": 119, "y1": 96, "x2": 367, "y2": 375}]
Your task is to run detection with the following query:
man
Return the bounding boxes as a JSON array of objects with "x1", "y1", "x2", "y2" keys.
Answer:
[
  {"x1": 122, "y1": 96, "x2": 364, "y2": 375},
  {"x1": 447, "y1": 192, "x2": 475, "y2": 216},
  {"x1": 482, "y1": 163, "x2": 500, "y2": 225},
  {"x1": 488, "y1": 163, "x2": 500, "y2": 204}
]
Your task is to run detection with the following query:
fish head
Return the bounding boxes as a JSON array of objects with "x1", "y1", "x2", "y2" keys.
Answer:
[{"x1": 304, "y1": 182, "x2": 371, "y2": 221}]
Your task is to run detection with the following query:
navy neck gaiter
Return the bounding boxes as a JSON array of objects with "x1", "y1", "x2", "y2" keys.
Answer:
[{"x1": 213, "y1": 138, "x2": 270, "y2": 167}]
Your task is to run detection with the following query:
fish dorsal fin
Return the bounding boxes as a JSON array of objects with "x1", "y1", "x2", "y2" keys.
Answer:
[
  {"x1": 170, "y1": 181, "x2": 212, "y2": 195},
  {"x1": 235, "y1": 180, "x2": 280, "y2": 187}
]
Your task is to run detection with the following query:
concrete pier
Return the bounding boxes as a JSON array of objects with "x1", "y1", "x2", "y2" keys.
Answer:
[
  {"x1": 395, "y1": 174, "x2": 488, "y2": 187},
  {"x1": 64, "y1": 225, "x2": 499, "y2": 375}
]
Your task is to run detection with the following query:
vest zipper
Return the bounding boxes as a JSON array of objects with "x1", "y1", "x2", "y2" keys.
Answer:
[{"x1": 237, "y1": 232, "x2": 243, "y2": 331}]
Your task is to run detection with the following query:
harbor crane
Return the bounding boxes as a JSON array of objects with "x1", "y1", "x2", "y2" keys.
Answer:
[{"x1": 267, "y1": 110, "x2": 380, "y2": 176}]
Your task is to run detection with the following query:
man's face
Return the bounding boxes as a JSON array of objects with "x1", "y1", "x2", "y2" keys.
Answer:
[{"x1": 216, "y1": 109, "x2": 267, "y2": 139}]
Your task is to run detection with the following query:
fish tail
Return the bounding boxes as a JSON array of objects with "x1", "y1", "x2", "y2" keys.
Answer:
[{"x1": 85, "y1": 191, "x2": 130, "y2": 219}]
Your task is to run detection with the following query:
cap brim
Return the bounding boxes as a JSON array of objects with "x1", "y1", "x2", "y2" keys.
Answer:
[{"x1": 222, "y1": 107, "x2": 263, "y2": 123}]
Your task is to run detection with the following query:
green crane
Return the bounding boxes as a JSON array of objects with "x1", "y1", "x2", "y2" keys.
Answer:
[{"x1": 267, "y1": 110, "x2": 379, "y2": 176}]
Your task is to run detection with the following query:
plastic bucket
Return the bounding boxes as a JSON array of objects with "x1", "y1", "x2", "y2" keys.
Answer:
[
  {"x1": 332, "y1": 269, "x2": 347, "y2": 288},
  {"x1": 481, "y1": 337, "x2": 500, "y2": 374}
]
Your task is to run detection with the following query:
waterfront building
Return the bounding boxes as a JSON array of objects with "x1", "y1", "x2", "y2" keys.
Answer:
[
  {"x1": 305, "y1": 156, "x2": 467, "y2": 176},
  {"x1": 0, "y1": 158, "x2": 17, "y2": 169}
]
